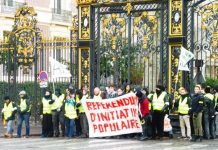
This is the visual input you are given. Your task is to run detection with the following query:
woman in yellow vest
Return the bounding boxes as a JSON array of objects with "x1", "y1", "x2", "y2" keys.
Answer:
[
  {"x1": 174, "y1": 87, "x2": 192, "y2": 140},
  {"x1": 40, "y1": 90, "x2": 53, "y2": 137},
  {"x1": 64, "y1": 91, "x2": 77, "y2": 138},
  {"x1": 1, "y1": 96, "x2": 17, "y2": 138},
  {"x1": 17, "y1": 90, "x2": 31, "y2": 138}
]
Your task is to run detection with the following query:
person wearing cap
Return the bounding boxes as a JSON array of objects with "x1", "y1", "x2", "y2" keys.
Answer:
[
  {"x1": 174, "y1": 87, "x2": 192, "y2": 140},
  {"x1": 151, "y1": 84, "x2": 169, "y2": 139},
  {"x1": 2, "y1": 96, "x2": 17, "y2": 138},
  {"x1": 190, "y1": 84, "x2": 204, "y2": 142},
  {"x1": 17, "y1": 91, "x2": 31, "y2": 138},
  {"x1": 202, "y1": 86, "x2": 216, "y2": 139},
  {"x1": 50, "y1": 88, "x2": 65, "y2": 137},
  {"x1": 136, "y1": 90, "x2": 150, "y2": 141}
]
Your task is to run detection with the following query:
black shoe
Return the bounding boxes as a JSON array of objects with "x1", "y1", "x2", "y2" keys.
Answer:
[
  {"x1": 190, "y1": 136, "x2": 197, "y2": 142},
  {"x1": 169, "y1": 134, "x2": 173, "y2": 139},
  {"x1": 139, "y1": 136, "x2": 148, "y2": 141}
]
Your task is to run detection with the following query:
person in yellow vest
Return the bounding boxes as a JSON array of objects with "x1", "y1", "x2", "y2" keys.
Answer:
[
  {"x1": 16, "y1": 91, "x2": 31, "y2": 138},
  {"x1": 1, "y1": 96, "x2": 17, "y2": 138},
  {"x1": 76, "y1": 89, "x2": 89, "y2": 138},
  {"x1": 174, "y1": 87, "x2": 192, "y2": 140},
  {"x1": 203, "y1": 86, "x2": 216, "y2": 139},
  {"x1": 40, "y1": 90, "x2": 53, "y2": 137},
  {"x1": 64, "y1": 91, "x2": 77, "y2": 138},
  {"x1": 50, "y1": 88, "x2": 65, "y2": 137},
  {"x1": 151, "y1": 85, "x2": 169, "y2": 139}
]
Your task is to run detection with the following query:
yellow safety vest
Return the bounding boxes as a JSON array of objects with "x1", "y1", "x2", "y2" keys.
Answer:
[
  {"x1": 51, "y1": 94, "x2": 65, "y2": 110},
  {"x1": 152, "y1": 92, "x2": 166, "y2": 111},
  {"x1": 3, "y1": 102, "x2": 13, "y2": 120},
  {"x1": 42, "y1": 98, "x2": 52, "y2": 114},
  {"x1": 204, "y1": 93, "x2": 214, "y2": 101},
  {"x1": 178, "y1": 97, "x2": 190, "y2": 115},
  {"x1": 20, "y1": 98, "x2": 30, "y2": 112},
  {"x1": 65, "y1": 100, "x2": 77, "y2": 119}
]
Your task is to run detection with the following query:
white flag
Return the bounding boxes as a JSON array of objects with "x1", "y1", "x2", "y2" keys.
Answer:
[
  {"x1": 178, "y1": 47, "x2": 194, "y2": 71},
  {"x1": 49, "y1": 57, "x2": 72, "y2": 78}
]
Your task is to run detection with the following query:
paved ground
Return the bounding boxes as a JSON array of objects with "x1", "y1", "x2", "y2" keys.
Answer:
[
  {"x1": 1, "y1": 120, "x2": 218, "y2": 150},
  {"x1": 0, "y1": 137, "x2": 218, "y2": 150}
]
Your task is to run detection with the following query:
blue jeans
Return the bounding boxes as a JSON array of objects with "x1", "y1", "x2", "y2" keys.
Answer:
[
  {"x1": 7, "y1": 120, "x2": 14, "y2": 134},
  {"x1": 65, "y1": 117, "x2": 75, "y2": 138},
  {"x1": 17, "y1": 113, "x2": 30, "y2": 137}
]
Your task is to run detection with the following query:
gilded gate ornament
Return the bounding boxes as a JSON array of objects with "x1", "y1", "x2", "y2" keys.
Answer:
[
  {"x1": 169, "y1": 0, "x2": 183, "y2": 36},
  {"x1": 12, "y1": 4, "x2": 38, "y2": 67}
]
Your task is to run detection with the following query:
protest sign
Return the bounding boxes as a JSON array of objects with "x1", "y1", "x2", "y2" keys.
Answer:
[{"x1": 82, "y1": 93, "x2": 142, "y2": 137}]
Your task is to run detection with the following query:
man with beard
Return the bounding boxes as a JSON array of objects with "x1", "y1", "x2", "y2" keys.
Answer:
[{"x1": 151, "y1": 85, "x2": 169, "y2": 139}]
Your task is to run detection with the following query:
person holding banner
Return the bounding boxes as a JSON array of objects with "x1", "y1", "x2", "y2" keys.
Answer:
[
  {"x1": 64, "y1": 90, "x2": 77, "y2": 138},
  {"x1": 151, "y1": 85, "x2": 169, "y2": 139},
  {"x1": 136, "y1": 90, "x2": 150, "y2": 141},
  {"x1": 93, "y1": 87, "x2": 102, "y2": 100}
]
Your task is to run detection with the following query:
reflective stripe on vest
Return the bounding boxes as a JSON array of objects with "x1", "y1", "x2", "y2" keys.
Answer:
[
  {"x1": 42, "y1": 98, "x2": 52, "y2": 114},
  {"x1": 3, "y1": 102, "x2": 13, "y2": 120},
  {"x1": 152, "y1": 92, "x2": 166, "y2": 111},
  {"x1": 204, "y1": 93, "x2": 214, "y2": 101},
  {"x1": 65, "y1": 101, "x2": 77, "y2": 119},
  {"x1": 51, "y1": 94, "x2": 65, "y2": 110},
  {"x1": 178, "y1": 97, "x2": 189, "y2": 115},
  {"x1": 20, "y1": 99, "x2": 30, "y2": 112}
]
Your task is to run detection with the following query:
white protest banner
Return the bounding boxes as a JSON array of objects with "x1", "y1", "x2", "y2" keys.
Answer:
[
  {"x1": 178, "y1": 46, "x2": 194, "y2": 71},
  {"x1": 82, "y1": 93, "x2": 142, "y2": 137},
  {"x1": 49, "y1": 57, "x2": 72, "y2": 78}
]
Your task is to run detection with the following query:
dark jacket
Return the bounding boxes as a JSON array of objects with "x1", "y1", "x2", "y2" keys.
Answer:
[{"x1": 191, "y1": 93, "x2": 204, "y2": 114}]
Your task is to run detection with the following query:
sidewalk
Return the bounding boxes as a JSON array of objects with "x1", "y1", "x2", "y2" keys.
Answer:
[{"x1": 0, "y1": 120, "x2": 41, "y2": 137}]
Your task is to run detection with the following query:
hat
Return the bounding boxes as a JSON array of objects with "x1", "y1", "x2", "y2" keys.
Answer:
[
  {"x1": 4, "y1": 96, "x2": 10, "y2": 100},
  {"x1": 156, "y1": 85, "x2": 165, "y2": 91},
  {"x1": 19, "y1": 90, "x2": 26, "y2": 95},
  {"x1": 136, "y1": 90, "x2": 143, "y2": 98}
]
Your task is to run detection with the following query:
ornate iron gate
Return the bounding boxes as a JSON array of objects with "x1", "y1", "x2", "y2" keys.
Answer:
[
  {"x1": 187, "y1": 0, "x2": 218, "y2": 90},
  {"x1": 90, "y1": 1, "x2": 169, "y2": 91}
]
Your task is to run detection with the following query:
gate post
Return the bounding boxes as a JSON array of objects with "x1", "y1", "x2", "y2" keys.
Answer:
[
  {"x1": 77, "y1": 0, "x2": 94, "y2": 94},
  {"x1": 168, "y1": 0, "x2": 187, "y2": 95}
]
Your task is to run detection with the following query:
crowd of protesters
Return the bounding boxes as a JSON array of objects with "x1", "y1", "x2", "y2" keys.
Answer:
[{"x1": 1, "y1": 83, "x2": 218, "y2": 142}]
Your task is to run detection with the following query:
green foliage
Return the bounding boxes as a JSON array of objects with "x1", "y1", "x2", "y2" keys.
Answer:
[{"x1": 205, "y1": 78, "x2": 218, "y2": 88}]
